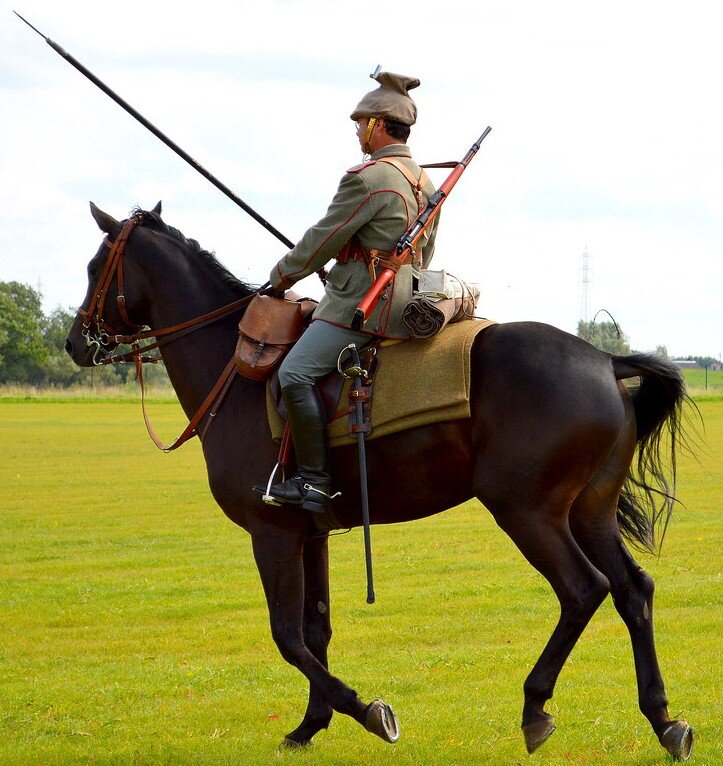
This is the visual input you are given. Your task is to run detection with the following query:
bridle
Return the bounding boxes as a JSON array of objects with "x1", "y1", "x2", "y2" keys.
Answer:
[
  {"x1": 78, "y1": 212, "x2": 259, "y2": 450},
  {"x1": 79, "y1": 212, "x2": 256, "y2": 365},
  {"x1": 79, "y1": 213, "x2": 146, "y2": 364}
]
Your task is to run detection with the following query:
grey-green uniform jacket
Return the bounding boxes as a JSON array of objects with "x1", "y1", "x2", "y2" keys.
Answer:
[{"x1": 270, "y1": 144, "x2": 438, "y2": 339}]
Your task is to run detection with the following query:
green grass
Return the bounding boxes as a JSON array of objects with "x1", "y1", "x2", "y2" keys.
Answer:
[
  {"x1": 0, "y1": 400, "x2": 720, "y2": 765},
  {"x1": 681, "y1": 368, "x2": 723, "y2": 400}
]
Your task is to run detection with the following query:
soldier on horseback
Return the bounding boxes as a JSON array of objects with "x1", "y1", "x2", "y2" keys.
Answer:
[{"x1": 255, "y1": 70, "x2": 440, "y2": 514}]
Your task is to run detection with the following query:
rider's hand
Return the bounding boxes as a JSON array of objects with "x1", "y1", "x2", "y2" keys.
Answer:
[{"x1": 259, "y1": 282, "x2": 286, "y2": 298}]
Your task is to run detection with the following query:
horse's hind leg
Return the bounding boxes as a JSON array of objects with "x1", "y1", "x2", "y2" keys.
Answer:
[
  {"x1": 282, "y1": 533, "x2": 334, "y2": 747},
  {"x1": 570, "y1": 466, "x2": 694, "y2": 760},
  {"x1": 483, "y1": 497, "x2": 610, "y2": 754}
]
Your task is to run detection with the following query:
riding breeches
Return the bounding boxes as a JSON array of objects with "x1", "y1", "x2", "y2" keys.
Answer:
[{"x1": 278, "y1": 320, "x2": 371, "y2": 388}]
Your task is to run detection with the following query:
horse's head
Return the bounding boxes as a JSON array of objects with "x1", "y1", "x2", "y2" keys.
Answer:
[{"x1": 65, "y1": 201, "x2": 162, "y2": 366}]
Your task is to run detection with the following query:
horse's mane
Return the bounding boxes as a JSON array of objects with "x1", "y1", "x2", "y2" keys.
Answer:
[{"x1": 132, "y1": 207, "x2": 256, "y2": 295}]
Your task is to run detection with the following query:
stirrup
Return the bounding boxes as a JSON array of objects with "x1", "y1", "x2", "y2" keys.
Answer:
[{"x1": 260, "y1": 461, "x2": 285, "y2": 506}]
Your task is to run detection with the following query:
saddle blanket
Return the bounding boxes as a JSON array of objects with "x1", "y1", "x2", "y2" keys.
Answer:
[{"x1": 266, "y1": 317, "x2": 496, "y2": 448}]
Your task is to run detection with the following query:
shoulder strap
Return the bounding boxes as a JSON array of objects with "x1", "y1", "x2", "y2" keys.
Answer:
[
  {"x1": 375, "y1": 157, "x2": 430, "y2": 216},
  {"x1": 347, "y1": 160, "x2": 377, "y2": 174}
]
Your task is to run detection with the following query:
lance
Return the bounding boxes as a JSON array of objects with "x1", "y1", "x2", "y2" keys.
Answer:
[{"x1": 14, "y1": 11, "x2": 296, "y2": 251}]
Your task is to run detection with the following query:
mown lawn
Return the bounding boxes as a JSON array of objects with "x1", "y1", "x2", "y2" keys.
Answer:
[{"x1": 0, "y1": 399, "x2": 720, "y2": 766}]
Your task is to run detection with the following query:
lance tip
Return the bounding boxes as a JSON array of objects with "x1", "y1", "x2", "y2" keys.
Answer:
[{"x1": 13, "y1": 11, "x2": 47, "y2": 40}]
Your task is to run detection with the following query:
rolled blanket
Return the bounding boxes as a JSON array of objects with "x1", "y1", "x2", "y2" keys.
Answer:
[{"x1": 402, "y1": 271, "x2": 480, "y2": 339}]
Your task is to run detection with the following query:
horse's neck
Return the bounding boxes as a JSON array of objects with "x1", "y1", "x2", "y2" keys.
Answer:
[
  {"x1": 144, "y1": 251, "x2": 248, "y2": 419},
  {"x1": 160, "y1": 313, "x2": 240, "y2": 420}
]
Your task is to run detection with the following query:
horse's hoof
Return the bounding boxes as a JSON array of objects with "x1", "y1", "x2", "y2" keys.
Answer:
[
  {"x1": 522, "y1": 716, "x2": 556, "y2": 754},
  {"x1": 364, "y1": 699, "x2": 400, "y2": 743},
  {"x1": 659, "y1": 720, "x2": 694, "y2": 761},
  {"x1": 278, "y1": 736, "x2": 311, "y2": 750}
]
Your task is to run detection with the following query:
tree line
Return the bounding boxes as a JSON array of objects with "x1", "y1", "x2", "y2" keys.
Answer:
[
  {"x1": 577, "y1": 319, "x2": 717, "y2": 366},
  {"x1": 0, "y1": 281, "x2": 169, "y2": 387}
]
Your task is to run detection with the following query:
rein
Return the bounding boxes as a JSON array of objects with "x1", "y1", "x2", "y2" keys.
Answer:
[{"x1": 79, "y1": 213, "x2": 257, "y2": 450}]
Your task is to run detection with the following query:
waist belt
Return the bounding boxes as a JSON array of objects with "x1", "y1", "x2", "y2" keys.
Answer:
[{"x1": 337, "y1": 240, "x2": 421, "y2": 281}]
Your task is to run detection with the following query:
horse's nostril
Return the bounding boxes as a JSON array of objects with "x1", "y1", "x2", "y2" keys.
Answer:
[{"x1": 64, "y1": 339, "x2": 72, "y2": 354}]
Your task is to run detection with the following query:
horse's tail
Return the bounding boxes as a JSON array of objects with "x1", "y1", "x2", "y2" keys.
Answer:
[{"x1": 612, "y1": 353, "x2": 692, "y2": 552}]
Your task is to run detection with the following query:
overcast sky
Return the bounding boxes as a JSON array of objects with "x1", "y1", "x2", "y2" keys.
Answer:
[{"x1": 1, "y1": 0, "x2": 720, "y2": 357}]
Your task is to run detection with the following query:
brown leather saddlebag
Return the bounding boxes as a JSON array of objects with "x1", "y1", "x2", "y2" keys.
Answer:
[{"x1": 235, "y1": 295, "x2": 313, "y2": 381}]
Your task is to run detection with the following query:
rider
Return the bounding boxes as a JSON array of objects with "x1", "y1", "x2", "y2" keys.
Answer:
[{"x1": 256, "y1": 70, "x2": 439, "y2": 514}]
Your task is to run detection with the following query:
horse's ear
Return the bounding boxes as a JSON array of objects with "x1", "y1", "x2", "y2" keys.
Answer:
[
  {"x1": 89, "y1": 202, "x2": 122, "y2": 238},
  {"x1": 152, "y1": 200, "x2": 162, "y2": 216}
]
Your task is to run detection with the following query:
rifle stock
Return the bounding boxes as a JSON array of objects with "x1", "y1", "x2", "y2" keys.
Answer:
[{"x1": 351, "y1": 127, "x2": 491, "y2": 332}]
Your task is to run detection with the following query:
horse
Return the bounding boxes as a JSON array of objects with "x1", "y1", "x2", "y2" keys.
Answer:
[{"x1": 64, "y1": 202, "x2": 694, "y2": 761}]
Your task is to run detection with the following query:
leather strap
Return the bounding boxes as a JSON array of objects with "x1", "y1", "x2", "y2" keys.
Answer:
[
  {"x1": 80, "y1": 216, "x2": 143, "y2": 333},
  {"x1": 375, "y1": 157, "x2": 429, "y2": 216},
  {"x1": 137, "y1": 354, "x2": 239, "y2": 451},
  {"x1": 79, "y1": 214, "x2": 259, "y2": 450},
  {"x1": 335, "y1": 157, "x2": 430, "y2": 278},
  {"x1": 337, "y1": 239, "x2": 419, "y2": 280},
  {"x1": 337, "y1": 240, "x2": 402, "y2": 281}
]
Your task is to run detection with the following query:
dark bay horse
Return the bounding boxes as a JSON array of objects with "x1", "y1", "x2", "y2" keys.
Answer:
[{"x1": 65, "y1": 203, "x2": 694, "y2": 760}]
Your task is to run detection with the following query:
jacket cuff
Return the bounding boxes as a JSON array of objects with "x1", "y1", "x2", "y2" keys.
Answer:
[{"x1": 270, "y1": 264, "x2": 294, "y2": 291}]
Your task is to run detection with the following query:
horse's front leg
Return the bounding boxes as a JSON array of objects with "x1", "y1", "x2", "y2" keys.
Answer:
[
  {"x1": 251, "y1": 526, "x2": 398, "y2": 745},
  {"x1": 282, "y1": 533, "x2": 334, "y2": 747}
]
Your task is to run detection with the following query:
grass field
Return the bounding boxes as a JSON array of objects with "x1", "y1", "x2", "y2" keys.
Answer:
[
  {"x1": 1, "y1": 397, "x2": 720, "y2": 766},
  {"x1": 681, "y1": 371, "x2": 723, "y2": 404}
]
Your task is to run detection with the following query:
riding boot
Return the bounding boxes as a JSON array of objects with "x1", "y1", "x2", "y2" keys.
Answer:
[{"x1": 255, "y1": 383, "x2": 335, "y2": 513}]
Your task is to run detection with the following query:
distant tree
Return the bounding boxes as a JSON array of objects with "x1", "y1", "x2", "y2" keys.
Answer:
[
  {"x1": 0, "y1": 284, "x2": 173, "y2": 388},
  {"x1": 42, "y1": 306, "x2": 75, "y2": 351},
  {"x1": 655, "y1": 345, "x2": 669, "y2": 359},
  {"x1": 0, "y1": 326, "x2": 7, "y2": 366},
  {"x1": 40, "y1": 306, "x2": 86, "y2": 386},
  {"x1": 577, "y1": 320, "x2": 631, "y2": 355},
  {"x1": 0, "y1": 282, "x2": 47, "y2": 383}
]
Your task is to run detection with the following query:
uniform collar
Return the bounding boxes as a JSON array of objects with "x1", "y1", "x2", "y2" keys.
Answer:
[{"x1": 370, "y1": 144, "x2": 411, "y2": 160}]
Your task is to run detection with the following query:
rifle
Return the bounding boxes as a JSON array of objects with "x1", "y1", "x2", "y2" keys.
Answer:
[{"x1": 351, "y1": 127, "x2": 491, "y2": 331}]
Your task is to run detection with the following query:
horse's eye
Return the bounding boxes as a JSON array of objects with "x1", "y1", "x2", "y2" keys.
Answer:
[{"x1": 88, "y1": 264, "x2": 98, "y2": 279}]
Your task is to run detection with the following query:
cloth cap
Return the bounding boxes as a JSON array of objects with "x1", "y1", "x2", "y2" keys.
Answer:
[{"x1": 350, "y1": 70, "x2": 420, "y2": 126}]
